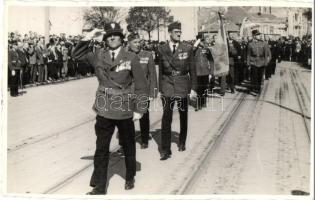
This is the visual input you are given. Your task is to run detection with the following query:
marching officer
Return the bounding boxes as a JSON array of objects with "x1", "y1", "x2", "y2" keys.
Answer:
[
  {"x1": 247, "y1": 30, "x2": 270, "y2": 94},
  {"x1": 8, "y1": 40, "x2": 22, "y2": 97},
  {"x1": 127, "y1": 32, "x2": 158, "y2": 148},
  {"x1": 157, "y1": 21, "x2": 197, "y2": 160},
  {"x1": 72, "y1": 22, "x2": 149, "y2": 194},
  {"x1": 116, "y1": 32, "x2": 158, "y2": 152}
]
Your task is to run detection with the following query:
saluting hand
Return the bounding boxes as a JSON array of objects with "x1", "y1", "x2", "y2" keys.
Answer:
[{"x1": 82, "y1": 28, "x2": 105, "y2": 42}]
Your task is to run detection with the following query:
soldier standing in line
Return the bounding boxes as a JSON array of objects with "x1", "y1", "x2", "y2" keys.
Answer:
[
  {"x1": 266, "y1": 37, "x2": 280, "y2": 78},
  {"x1": 194, "y1": 35, "x2": 212, "y2": 111},
  {"x1": 157, "y1": 21, "x2": 197, "y2": 161},
  {"x1": 8, "y1": 40, "x2": 22, "y2": 97},
  {"x1": 247, "y1": 30, "x2": 270, "y2": 94},
  {"x1": 72, "y1": 22, "x2": 149, "y2": 195}
]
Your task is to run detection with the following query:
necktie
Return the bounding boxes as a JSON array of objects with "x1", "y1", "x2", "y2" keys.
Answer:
[
  {"x1": 111, "y1": 52, "x2": 115, "y2": 62},
  {"x1": 172, "y1": 44, "x2": 176, "y2": 54}
]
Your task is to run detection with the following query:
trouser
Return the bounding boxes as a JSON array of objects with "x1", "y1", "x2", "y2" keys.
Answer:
[
  {"x1": 161, "y1": 97, "x2": 188, "y2": 153},
  {"x1": 62, "y1": 61, "x2": 68, "y2": 78},
  {"x1": 30, "y1": 64, "x2": 38, "y2": 83},
  {"x1": 139, "y1": 101, "x2": 150, "y2": 144},
  {"x1": 90, "y1": 115, "x2": 136, "y2": 190},
  {"x1": 197, "y1": 75, "x2": 209, "y2": 108},
  {"x1": 250, "y1": 65, "x2": 265, "y2": 92},
  {"x1": 218, "y1": 75, "x2": 226, "y2": 95},
  {"x1": 227, "y1": 65, "x2": 235, "y2": 91},
  {"x1": 19, "y1": 65, "x2": 26, "y2": 88},
  {"x1": 38, "y1": 64, "x2": 44, "y2": 83},
  {"x1": 269, "y1": 61, "x2": 276, "y2": 75},
  {"x1": 43, "y1": 64, "x2": 48, "y2": 82},
  {"x1": 265, "y1": 62, "x2": 272, "y2": 79},
  {"x1": 23, "y1": 65, "x2": 31, "y2": 85},
  {"x1": 8, "y1": 69, "x2": 20, "y2": 96}
]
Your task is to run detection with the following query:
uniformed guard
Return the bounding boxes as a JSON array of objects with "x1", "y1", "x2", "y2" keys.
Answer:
[
  {"x1": 72, "y1": 22, "x2": 149, "y2": 195},
  {"x1": 157, "y1": 21, "x2": 197, "y2": 161},
  {"x1": 194, "y1": 36, "x2": 213, "y2": 110},
  {"x1": 8, "y1": 40, "x2": 22, "y2": 97},
  {"x1": 247, "y1": 30, "x2": 270, "y2": 94}
]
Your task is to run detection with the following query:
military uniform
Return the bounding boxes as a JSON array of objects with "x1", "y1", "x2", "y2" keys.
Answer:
[
  {"x1": 157, "y1": 22, "x2": 197, "y2": 160},
  {"x1": 8, "y1": 42, "x2": 21, "y2": 97},
  {"x1": 72, "y1": 23, "x2": 148, "y2": 194},
  {"x1": 136, "y1": 50, "x2": 157, "y2": 145},
  {"x1": 247, "y1": 31, "x2": 270, "y2": 93},
  {"x1": 194, "y1": 44, "x2": 212, "y2": 110},
  {"x1": 267, "y1": 40, "x2": 280, "y2": 76}
]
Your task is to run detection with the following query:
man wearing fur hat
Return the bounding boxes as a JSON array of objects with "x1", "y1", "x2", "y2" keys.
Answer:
[
  {"x1": 157, "y1": 21, "x2": 197, "y2": 161},
  {"x1": 72, "y1": 22, "x2": 149, "y2": 195}
]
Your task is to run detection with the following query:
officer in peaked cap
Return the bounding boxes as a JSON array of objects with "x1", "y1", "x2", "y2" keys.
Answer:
[
  {"x1": 157, "y1": 20, "x2": 197, "y2": 160},
  {"x1": 115, "y1": 31, "x2": 158, "y2": 153},
  {"x1": 247, "y1": 29, "x2": 271, "y2": 94},
  {"x1": 72, "y1": 22, "x2": 149, "y2": 195},
  {"x1": 127, "y1": 31, "x2": 158, "y2": 149}
]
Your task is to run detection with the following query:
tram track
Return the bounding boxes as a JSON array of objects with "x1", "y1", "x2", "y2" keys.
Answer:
[
  {"x1": 288, "y1": 69, "x2": 311, "y2": 142},
  {"x1": 43, "y1": 93, "x2": 241, "y2": 194},
  {"x1": 176, "y1": 81, "x2": 269, "y2": 194},
  {"x1": 43, "y1": 117, "x2": 164, "y2": 194}
]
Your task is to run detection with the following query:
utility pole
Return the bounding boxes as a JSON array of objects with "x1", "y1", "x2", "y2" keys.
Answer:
[{"x1": 44, "y1": 6, "x2": 50, "y2": 45}]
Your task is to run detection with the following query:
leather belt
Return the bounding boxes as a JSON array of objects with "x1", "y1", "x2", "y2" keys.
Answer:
[{"x1": 164, "y1": 70, "x2": 188, "y2": 77}]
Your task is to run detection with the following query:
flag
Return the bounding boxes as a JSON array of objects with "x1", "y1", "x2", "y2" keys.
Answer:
[
  {"x1": 240, "y1": 17, "x2": 259, "y2": 39},
  {"x1": 49, "y1": 20, "x2": 52, "y2": 31},
  {"x1": 211, "y1": 12, "x2": 229, "y2": 77}
]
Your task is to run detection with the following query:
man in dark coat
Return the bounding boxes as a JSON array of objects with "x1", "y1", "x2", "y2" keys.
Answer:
[
  {"x1": 247, "y1": 30, "x2": 270, "y2": 94},
  {"x1": 8, "y1": 40, "x2": 22, "y2": 96},
  {"x1": 72, "y1": 22, "x2": 149, "y2": 195},
  {"x1": 157, "y1": 21, "x2": 197, "y2": 160},
  {"x1": 193, "y1": 36, "x2": 212, "y2": 110}
]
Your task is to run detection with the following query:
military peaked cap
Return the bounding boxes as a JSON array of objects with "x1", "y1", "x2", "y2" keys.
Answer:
[
  {"x1": 168, "y1": 21, "x2": 181, "y2": 32},
  {"x1": 103, "y1": 22, "x2": 124, "y2": 40}
]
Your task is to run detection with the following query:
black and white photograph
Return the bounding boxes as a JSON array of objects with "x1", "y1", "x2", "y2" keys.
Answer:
[{"x1": 1, "y1": 0, "x2": 313, "y2": 199}]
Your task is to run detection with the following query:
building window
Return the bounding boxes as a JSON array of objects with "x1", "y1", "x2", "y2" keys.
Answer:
[
  {"x1": 270, "y1": 26, "x2": 274, "y2": 34},
  {"x1": 295, "y1": 13, "x2": 299, "y2": 21}
]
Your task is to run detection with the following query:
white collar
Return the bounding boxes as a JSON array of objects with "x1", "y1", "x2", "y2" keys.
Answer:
[
  {"x1": 109, "y1": 46, "x2": 121, "y2": 59},
  {"x1": 169, "y1": 41, "x2": 179, "y2": 50}
]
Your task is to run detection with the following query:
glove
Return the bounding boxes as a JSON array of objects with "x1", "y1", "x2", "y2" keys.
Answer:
[
  {"x1": 133, "y1": 112, "x2": 143, "y2": 121},
  {"x1": 11, "y1": 70, "x2": 16, "y2": 76},
  {"x1": 82, "y1": 28, "x2": 105, "y2": 42},
  {"x1": 189, "y1": 90, "x2": 197, "y2": 99}
]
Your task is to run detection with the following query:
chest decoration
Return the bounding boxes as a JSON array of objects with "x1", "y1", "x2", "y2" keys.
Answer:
[
  {"x1": 115, "y1": 60, "x2": 131, "y2": 72},
  {"x1": 178, "y1": 52, "x2": 188, "y2": 60},
  {"x1": 140, "y1": 57, "x2": 149, "y2": 64}
]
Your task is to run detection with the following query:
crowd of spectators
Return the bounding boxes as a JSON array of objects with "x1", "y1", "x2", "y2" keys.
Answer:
[{"x1": 7, "y1": 30, "x2": 312, "y2": 93}]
